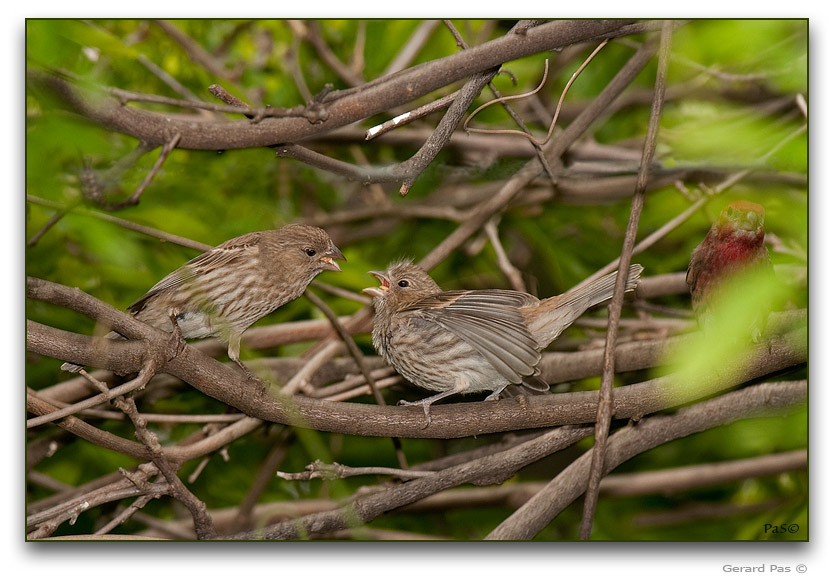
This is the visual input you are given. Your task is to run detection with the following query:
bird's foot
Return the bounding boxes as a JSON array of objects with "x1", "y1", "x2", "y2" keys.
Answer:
[
  {"x1": 166, "y1": 313, "x2": 187, "y2": 360},
  {"x1": 398, "y1": 399, "x2": 433, "y2": 429},
  {"x1": 234, "y1": 359, "x2": 269, "y2": 390}
]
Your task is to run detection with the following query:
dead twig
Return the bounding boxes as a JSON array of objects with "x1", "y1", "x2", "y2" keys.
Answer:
[
  {"x1": 419, "y1": 37, "x2": 660, "y2": 272},
  {"x1": 579, "y1": 21, "x2": 672, "y2": 540},
  {"x1": 113, "y1": 396, "x2": 217, "y2": 539},
  {"x1": 383, "y1": 20, "x2": 441, "y2": 76},
  {"x1": 276, "y1": 459, "x2": 436, "y2": 481},
  {"x1": 465, "y1": 40, "x2": 609, "y2": 149}
]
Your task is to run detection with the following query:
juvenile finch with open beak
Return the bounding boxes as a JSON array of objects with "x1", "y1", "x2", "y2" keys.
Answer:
[
  {"x1": 62, "y1": 224, "x2": 345, "y2": 378},
  {"x1": 364, "y1": 260, "x2": 642, "y2": 426}
]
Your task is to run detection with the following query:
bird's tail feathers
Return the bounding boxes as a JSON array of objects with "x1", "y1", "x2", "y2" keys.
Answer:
[
  {"x1": 559, "y1": 264, "x2": 643, "y2": 312},
  {"x1": 529, "y1": 264, "x2": 643, "y2": 347}
]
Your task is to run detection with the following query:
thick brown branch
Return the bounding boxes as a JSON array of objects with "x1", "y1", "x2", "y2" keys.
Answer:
[
  {"x1": 28, "y1": 20, "x2": 636, "y2": 150},
  {"x1": 27, "y1": 314, "x2": 807, "y2": 440}
]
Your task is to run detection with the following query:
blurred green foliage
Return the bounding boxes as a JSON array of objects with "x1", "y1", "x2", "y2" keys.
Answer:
[{"x1": 26, "y1": 19, "x2": 807, "y2": 541}]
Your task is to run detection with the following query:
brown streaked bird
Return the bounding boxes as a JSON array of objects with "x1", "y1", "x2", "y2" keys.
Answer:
[
  {"x1": 363, "y1": 260, "x2": 643, "y2": 426},
  {"x1": 62, "y1": 224, "x2": 345, "y2": 377}
]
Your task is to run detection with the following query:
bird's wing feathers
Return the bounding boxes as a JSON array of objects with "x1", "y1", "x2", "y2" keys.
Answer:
[
  {"x1": 685, "y1": 247, "x2": 702, "y2": 291},
  {"x1": 182, "y1": 232, "x2": 262, "y2": 277},
  {"x1": 128, "y1": 233, "x2": 262, "y2": 314},
  {"x1": 407, "y1": 290, "x2": 542, "y2": 385}
]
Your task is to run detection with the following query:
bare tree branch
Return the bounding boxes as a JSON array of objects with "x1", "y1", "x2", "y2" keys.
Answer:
[
  {"x1": 580, "y1": 20, "x2": 674, "y2": 540},
  {"x1": 419, "y1": 35, "x2": 659, "y2": 271},
  {"x1": 28, "y1": 20, "x2": 636, "y2": 150},
  {"x1": 486, "y1": 380, "x2": 806, "y2": 540},
  {"x1": 26, "y1": 277, "x2": 807, "y2": 440},
  {"x1": 220, "y1": 380, "x2": 805, "y2": 540}
]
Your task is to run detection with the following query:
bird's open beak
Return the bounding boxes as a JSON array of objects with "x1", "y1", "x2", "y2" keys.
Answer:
[
  {"x1": 319, "y1": 245, "x2": 346, "y2": 272},
  {"x1": 362, "y1": 270, "x2": 389, "y2": 298}
]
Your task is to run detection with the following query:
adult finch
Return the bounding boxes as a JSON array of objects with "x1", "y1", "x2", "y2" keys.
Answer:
[
  {"x1": 62, "y1": 224, "x2": 345, "y2": 376},
  {"x1": 686, "y1": 200, "x2": 773, "y2": 339},
  {"x1": 363, "y1": 261, "x2": 643, "y2": 425}
]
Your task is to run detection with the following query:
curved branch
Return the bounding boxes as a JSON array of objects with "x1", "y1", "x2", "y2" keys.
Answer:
[
  {"x1": 27, "y1": 317, "x2": 807, "y2": 440},
  {"x1": 28, "y1": 20, "x2": 636, "y2": 150}
]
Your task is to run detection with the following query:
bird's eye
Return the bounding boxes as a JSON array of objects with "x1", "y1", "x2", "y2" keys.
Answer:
[
  {"x1": 305, "y1": 248, "x2": 317, "y2": 257},
  {"x1": 398, "y1": 279, "x2": 409, "y2": 288}
]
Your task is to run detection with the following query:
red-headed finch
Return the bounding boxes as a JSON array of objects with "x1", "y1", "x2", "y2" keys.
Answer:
[
  {"x1": 363, "y1": 261, "x2": 643, "y2": 425},
  {"x1": 62, "y1": 224, "x2": 345, "y2": 377},
  {"x1": 686, "y1": 201, "x2": 773, "y2": 339}
]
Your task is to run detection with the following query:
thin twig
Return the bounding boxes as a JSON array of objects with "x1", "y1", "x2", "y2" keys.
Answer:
[
  {"x1": 81, "y1": 133, "x2": 181, "y2": 211},
  {"x1": 419, "y1": 38, "x2": 660, "y2": 272},
  {"x1": 27, "y1": 199, "x2": 81, "y2": 247},
  {"x1": 111, "y1": 85, "x2": 328, "y2": 124},
  {"x1": 276, "y1": 459, "x2": 436, "y2": 481},
  {"x1": 579, "y1": 22, "x2": 672, "y2": 541},
  {"x1": 398, "y1": 66, "x2": 499, "y2": 196},
  {"x1": 304, "y1": 291, "x2": 383, "y2": 406},
  {"x1": 365, "y1": 92, "x2": 459, "y2": 141},
  {"x1": 351, "y1": 21, "x2": 366, "y2": 78},
  {"x1": 323, "y1": 375, "x2": 404, "y2": 403},
  {"x1": 71, "y1": 408, "x2": 247, "y2": 423},
  {"x1": 233, "y1": 428, "x2": 294, "y2": 532},
  {"x1": 206, "y1": 84, "x2": 249, "y2": 109},
  {"x1": 286, "y1": 22, "x2": 313, "y2": 102},
  {"x1": 116, "y1": 132, "x2": 181, "y2": 209},
  {"x1": 483, "y1": 218, "x2": 526, "y2": 292},
  {"x1": 27, "y1": 195, "x2": 212, "y2": 252},
  {"x1": 137, "y1": 54, "x2": 215, "y2": 117},
  {"x1": 304, "y1": 289, "x2": 409, "y2": 470},
  {"x1": 153, "y1": 20, "x2": 238, "y2": 82},
  {"x1": 280, "y1": 340, "x2": 344, "y2": 396},
  {"x1": 27, "y1": 358, "x2": 160, "y2": 429},
  {"x1": 464, "y1": 40, "x2": 609, "y2": 149},
  {"x1": 113, "y1": 396, "x2": 217, "y2": 539},
  {"x1": 446, "y1": 19, "x2": 556, "y2": 182},
  {"x1": 93, "y1": 477, "x2": 159, "y2": 535},
  {"x1": 383, "y1": 20, "x2": 441, "y2": 76},
  {"x1": 304, "y1": 21, "x2": 364, "y2": 87},
  {"x1": 310, "y1": 280, "x2": 371, "y2": 305}
]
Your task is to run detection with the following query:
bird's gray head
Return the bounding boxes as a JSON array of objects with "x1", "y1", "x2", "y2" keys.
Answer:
[
  {"x1": 266, "y1": 224, "x2": 346, "y2": 276},
  {"x1": 362, "y1": 259, "x2": 441, "y2": 309}
]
